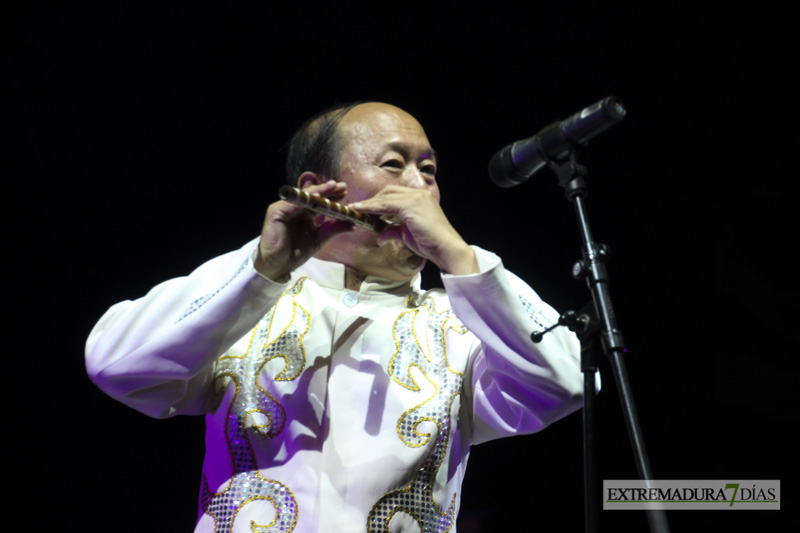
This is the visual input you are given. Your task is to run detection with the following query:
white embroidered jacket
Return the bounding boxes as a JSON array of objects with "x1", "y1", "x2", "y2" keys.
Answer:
[{"x1": 86, "y1": 240, "x2": 586, "y2": 533}]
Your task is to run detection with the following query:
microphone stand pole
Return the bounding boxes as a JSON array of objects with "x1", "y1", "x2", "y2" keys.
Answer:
[{"x1": 552, "y1": 157, "x2": 669, "y2": 533}]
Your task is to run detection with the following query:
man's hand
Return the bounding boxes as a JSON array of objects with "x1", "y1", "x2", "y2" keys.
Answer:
[
  {"x1": 255, "y1": 180, "x2": 354, "y2": 281},
  {"x1": 349, "y1": 185, "x2": 479, "y2": 276}
]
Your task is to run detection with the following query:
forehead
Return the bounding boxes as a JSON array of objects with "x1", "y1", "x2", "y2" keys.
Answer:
[{"x1": 338, "y1": 104, "x2": 433, "y2": 158}]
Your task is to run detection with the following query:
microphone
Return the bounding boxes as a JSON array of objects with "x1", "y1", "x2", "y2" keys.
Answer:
[{"x1": 488, "y1": 96, "x2": 626, "y2": 188}]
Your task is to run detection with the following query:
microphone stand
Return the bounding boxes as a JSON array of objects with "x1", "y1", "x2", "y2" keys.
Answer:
[{"x1": 532, "y1": 156, "x2": 670, "y2": 533}]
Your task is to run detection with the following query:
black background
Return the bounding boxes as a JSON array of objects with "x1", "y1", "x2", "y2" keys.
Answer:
[{"x1": 8, "y1": 1, "x2": 796, "y2": 531}]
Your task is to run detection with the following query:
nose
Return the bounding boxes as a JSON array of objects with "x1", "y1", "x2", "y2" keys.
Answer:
[{"x1": 402, "y1": 166, "x2": 435, "y2": 190}]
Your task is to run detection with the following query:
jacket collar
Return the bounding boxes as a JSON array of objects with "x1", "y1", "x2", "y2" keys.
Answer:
[{"x1": 297, "y1": 257, "x2": 422, "y2": 295}]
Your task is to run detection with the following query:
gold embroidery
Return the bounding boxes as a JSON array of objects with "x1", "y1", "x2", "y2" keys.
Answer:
[
  {"x1": 369, "y1": 296, "x2": 467, "y2": 533},
  {"x1": 201, "y1": 279, "x2": 309, "y2": 532}
]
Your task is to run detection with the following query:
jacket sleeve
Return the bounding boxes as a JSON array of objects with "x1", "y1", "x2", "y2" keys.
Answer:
[
  {"x1": 85, "y1": 239, "x2": 289, "y2": 419},
  {"x1": 442, "y1": 247, "x2": 593, "y2": 445}
]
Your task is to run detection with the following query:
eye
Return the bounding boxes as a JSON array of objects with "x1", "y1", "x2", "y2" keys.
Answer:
[
  {"x1": 420, "y1": 164, "x2": 437, "y2": 177},
  {"x1": 381, "y1": 160, "x2": 403, "y2": 170}
]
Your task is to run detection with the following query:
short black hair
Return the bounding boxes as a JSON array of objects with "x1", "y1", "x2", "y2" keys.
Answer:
[{"x1": 284, "y1": 101, "x2": 365, "y2": 186}]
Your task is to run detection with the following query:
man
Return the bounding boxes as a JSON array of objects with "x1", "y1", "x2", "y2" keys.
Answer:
[{"x1": 86, "y1": 102, "x2": 586, "y2": 532}]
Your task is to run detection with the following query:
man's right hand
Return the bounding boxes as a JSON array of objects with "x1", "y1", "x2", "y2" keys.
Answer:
[{"x1": 254, "y1": 180, "x2": 353, "y2": 281}]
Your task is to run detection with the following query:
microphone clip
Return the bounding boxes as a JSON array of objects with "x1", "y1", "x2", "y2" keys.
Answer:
[{"x1": 549, "y1": 155, "x2": 589, "y2": 200}]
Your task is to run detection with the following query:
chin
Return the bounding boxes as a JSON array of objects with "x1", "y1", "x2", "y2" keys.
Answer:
[{"x1": 383, "y1": 241, "x2": 426, "y2": 278}]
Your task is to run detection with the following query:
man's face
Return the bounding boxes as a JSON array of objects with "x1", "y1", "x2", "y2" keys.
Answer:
[{"x1": 315, "y1": 102, "x2": 440, "y2": 280}]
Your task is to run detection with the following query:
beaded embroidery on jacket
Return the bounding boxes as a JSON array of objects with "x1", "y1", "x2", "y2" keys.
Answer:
[{"x1": 201, "y1": 276, "x2": 472, "y2": 532}]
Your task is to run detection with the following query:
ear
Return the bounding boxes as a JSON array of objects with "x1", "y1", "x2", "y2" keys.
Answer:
[{"x1": 297, "y1": 172, "x2": 324, "y2": 190}]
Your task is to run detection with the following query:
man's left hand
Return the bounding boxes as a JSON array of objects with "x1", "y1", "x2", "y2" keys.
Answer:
[{"x1": 349, "y1": 185, "x2": 479, "y2": 276}]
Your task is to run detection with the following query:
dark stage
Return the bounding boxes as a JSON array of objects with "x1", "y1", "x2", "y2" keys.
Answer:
[{"x1": 8, "y1": 2, "x2": 795, "y2": 531}]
